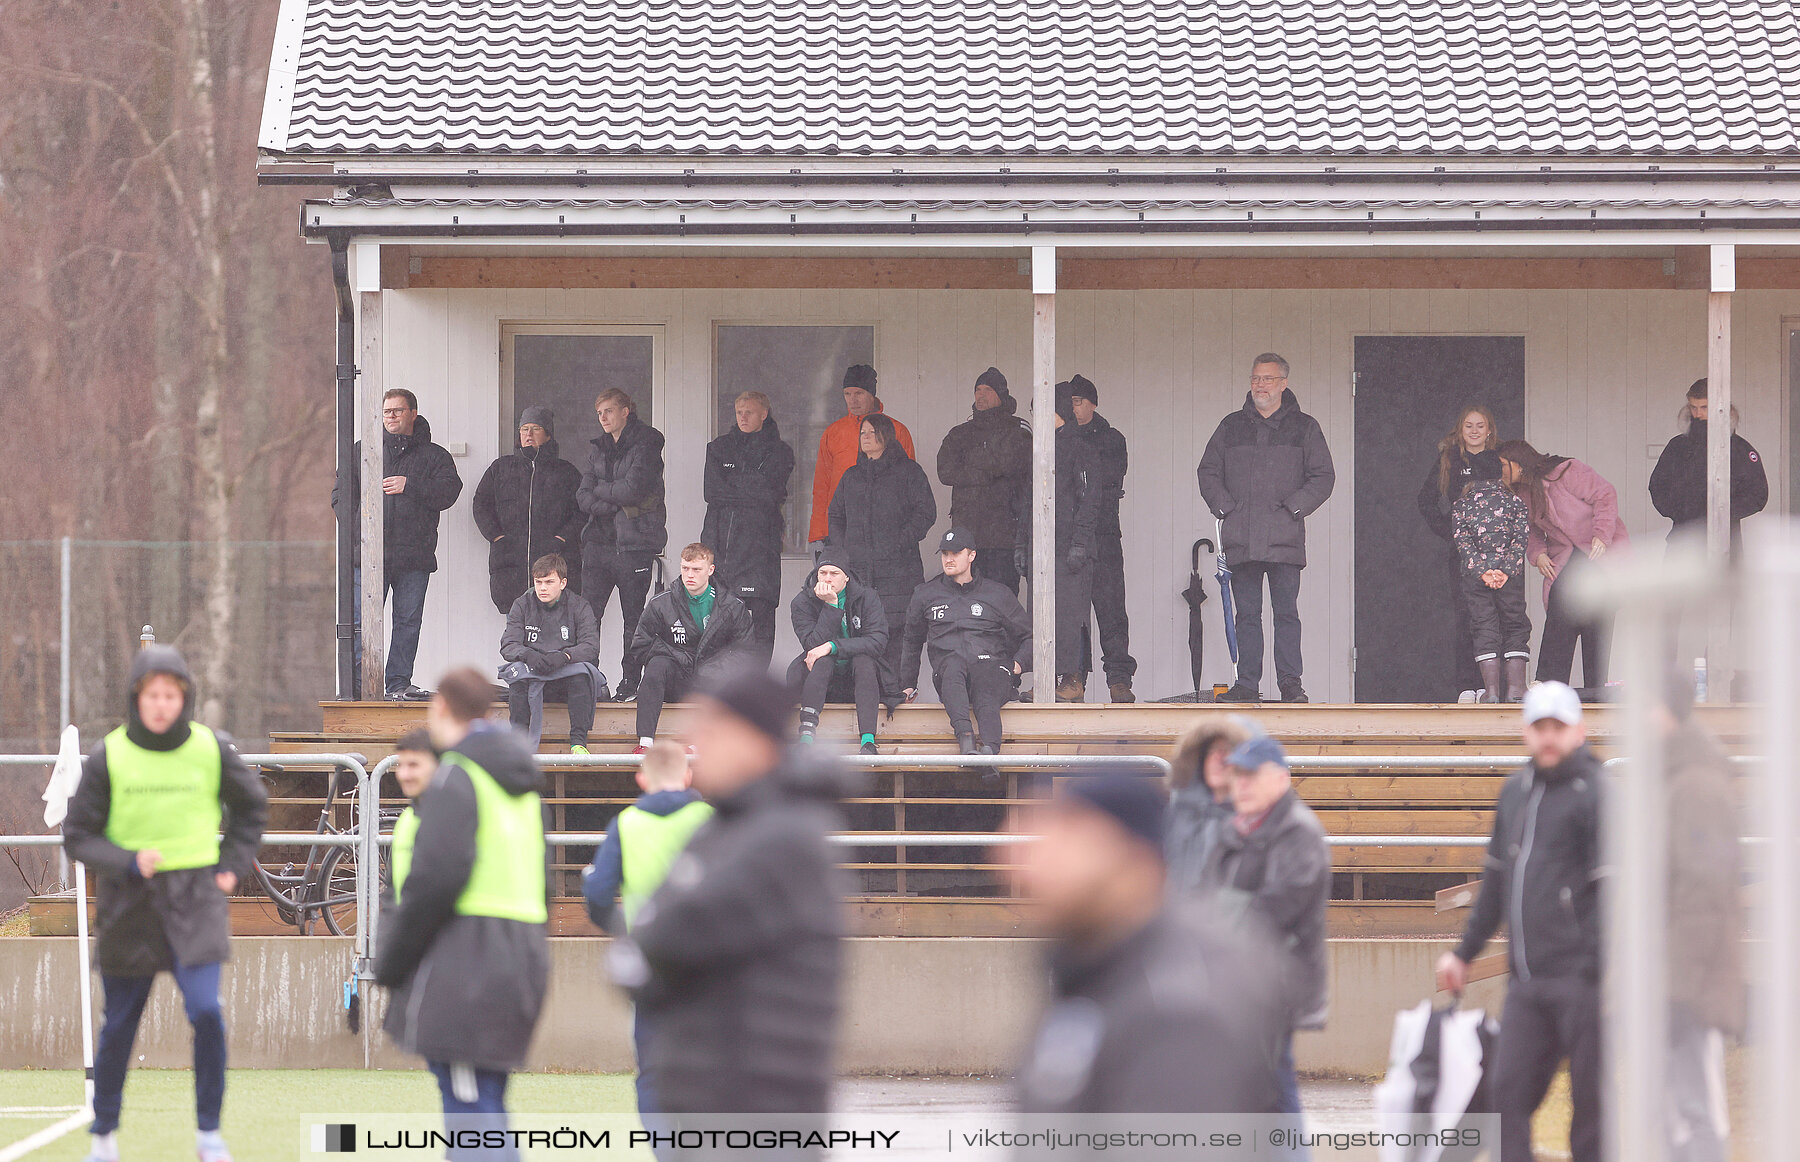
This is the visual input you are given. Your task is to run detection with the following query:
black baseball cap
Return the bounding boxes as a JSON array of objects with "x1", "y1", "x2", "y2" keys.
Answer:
[{"x1": 937, "y1": 527, "x2": 977, "y2": 553}]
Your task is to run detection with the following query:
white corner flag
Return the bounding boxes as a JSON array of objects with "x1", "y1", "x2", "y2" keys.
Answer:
[{"x1": 42, "y1": 724, "x2": 82, "y2": 828}]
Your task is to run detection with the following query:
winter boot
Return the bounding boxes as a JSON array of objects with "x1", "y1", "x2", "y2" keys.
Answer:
[
  {"x1": 956, "y1": 733, "x2": 978, "y2": 755},
  {"x1": 1504, "y1": 657, "x2": 1530, "y2": 703},
  {"x1": 1056, "y1": 674, "x2": 1086, "y2": 702},
  {"x1": 1108, "y1": 682, "x2": 1136, "y2": 704},
  {"x1": 1477, "y1": 658, "x2": 1503, "y2": 704},
  {"x1": 1218, "y1": 684, "x2": 1261, "y2": 703}
]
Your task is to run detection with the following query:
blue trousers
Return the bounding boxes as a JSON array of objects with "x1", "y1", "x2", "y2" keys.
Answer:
[
  {"x1": 427, "y1": 1061, "x2": 515, "y2": 1162},
  {"x1": 93, "y1": 962, "x2": 225, "y2": 1136},
  {"x1": 351, "y1": 565, "x2": 431, "y2": 695}
]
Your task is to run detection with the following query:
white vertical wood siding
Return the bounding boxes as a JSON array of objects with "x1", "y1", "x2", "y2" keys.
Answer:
[{"x1": 375, "y1": 288, "x2": 1797, "y2": 705}]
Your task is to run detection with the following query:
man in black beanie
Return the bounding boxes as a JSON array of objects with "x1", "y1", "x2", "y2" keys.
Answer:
[
  {"x1": 610, "y1": 669, "x2": 847, "y2": 1116},
  {"x1": 936, "y1": 366, "x2": 1033, "y2": 594},
  {"x1": 1012, "y1": 770, "x2": 1283, "y2": 1114},
  {"x1": 1057, "y1": 374, "x2": 1138, "y2": 703},
  {"x1": 473, "y1": 405, "x2": 586, "y2": 613},
  {"x1": 809, "y1": 363, "x2": 915, "y2": 546}
]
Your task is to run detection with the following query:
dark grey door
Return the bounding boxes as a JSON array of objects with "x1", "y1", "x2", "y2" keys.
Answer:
[{"x1": 1354, "y1": 336, "x2": 1526, "y2": 702}]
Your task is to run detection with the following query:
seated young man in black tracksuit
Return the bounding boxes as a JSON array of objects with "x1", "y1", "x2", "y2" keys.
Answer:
[
  {"x1": 498, "y1": 554, "x2": 603, "y2": 752},
  {"x1": 899, "y1": 527, "x2": 1032, "y2": 754},
  {"x1": 629, "y1": 542, "x2": 754, "y2": 750},
  {"x1": 788, "y1": 547, "x2": 889, "y2": 755}
]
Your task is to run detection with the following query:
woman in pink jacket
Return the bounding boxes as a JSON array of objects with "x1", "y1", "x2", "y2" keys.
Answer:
[{"x1": 1496, "y1": 441, "x2": 1630, "y2": 692}]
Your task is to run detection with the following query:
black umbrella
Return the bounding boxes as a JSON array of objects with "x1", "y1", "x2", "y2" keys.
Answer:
[{"x1": 1182, "y1": 537, "x2": 1215, "y2": 696}]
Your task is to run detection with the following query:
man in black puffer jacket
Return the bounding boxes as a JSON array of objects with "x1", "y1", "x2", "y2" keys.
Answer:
[
  {"x1": 629, "y1": 543, "x2": 755, "y2": 747},
  {"x1": 788, "y1": 547, "x2": 890, "y2": 753},
  {"x1": 702, "y1": 391, "x2": 796, "y2": 668},
  {"x1": 1198, "y1": 354, "x2": 1336, "y2": 704},
  {"x1": 473, "y1": 405, "x2": 586, "y2": 613},
  {"x1": 611, "y1": 671, "x2": 846, "y2": 1116},
  {"x1": 1648, "y1": 377, "x2": 1769, "y2": 552},
  {"x1": 937, "y1": 366, "x2": 1032, "y2": 594},
  {"x1": 332, "y1": 388, "x2": 464, "y2": 699},
  {"x1": 1060, "y1": 374, "x2": 1138, "y2": 702},
  {"x1": 1438, "y1": 682, "x2": 1604, "y2": 1162},
  {"x1": 578, "y1": 388, "x2": 668, "y2": 702}
]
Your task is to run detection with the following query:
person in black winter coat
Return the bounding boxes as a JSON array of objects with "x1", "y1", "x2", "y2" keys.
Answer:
[
  {"x1": 1044, "y1": 383, "x2": 1123, "y2": 701},
  {"x1": 788, "y1": 547, "x2": 890, "y2": 753},
  {"x1": 827, "y1": 411, "x2": 937, "y2": 681},
  {"x1": 1438, "y1": 683, "x2": 1604, "y2": 1162},
  {"x1": 936, "y1": 366, "x2": 1032, "y2": 594},
  {"x1": 1055, "y1": 375, "x2": 1138, "y2": 702},
  {"x1": 578, "y1": 389, "x2": 668, "y2": 700},
  {"x1": 611, "y1": 671, "x2": 846, "y2": 1116},
  {"x1": 1418, "y1": 405, "x2": 1503, "y2": 700},
  {"x1": 332, "y1": 389, "x2": 464, "y2": 699},
  {"x1": 63, "y1": 645, "x2": 268, "y2": 1162},
  {"x1": 1012, "y1": 772, "x2": 1284, "y2": 1115},
  {"x1": 900, "y1": 528, "x2": 1032, "y2": 754},
  {"x1": 1197, "y1": 355, "x2": 1336, "y2": 704},
  {"x1": 377, "y1": 668, "x2": 551, "y2": 1159},
  {"x1": 499, "y1": 555, "x2": 603, "y2": 750},
  {"x1": 1649, "y1": 377, "x2": 1769, "y2": 551},
  {"x1": 629, "y1": 544, "x2": 755, "y2": 746},
  {"x1": 473, "y1": 405, "x2": 586, "y2": 613},
  {"x1": 702, "y1": 391, "x2": 796, "y2": 668}
]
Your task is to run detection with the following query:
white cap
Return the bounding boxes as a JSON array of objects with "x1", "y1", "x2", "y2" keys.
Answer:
[{"x1": 1522, "y1": 681, "x2": 1582, "y2": 726}]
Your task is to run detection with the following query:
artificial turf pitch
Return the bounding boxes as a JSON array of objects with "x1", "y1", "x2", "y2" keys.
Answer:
[{"x1": 0, "y1": 1070, "x2": 638, "y2": 1161}]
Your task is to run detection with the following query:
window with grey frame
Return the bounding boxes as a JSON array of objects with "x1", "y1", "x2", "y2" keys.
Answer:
[{"x1": 712, "y1": 324, "x2": 876, "y2": 552}]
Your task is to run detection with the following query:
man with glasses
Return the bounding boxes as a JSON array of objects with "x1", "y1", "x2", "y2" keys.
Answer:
[
  {"x1": 1198, "y1": 354, "x2": 1335, "y2": 704},
  {"x1": 333, "y1": 387, "x2": 464, "y2": 700}
]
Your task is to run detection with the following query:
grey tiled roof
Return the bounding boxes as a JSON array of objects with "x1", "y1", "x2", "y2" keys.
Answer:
[{"x1": 268, "y1": 0, "x2": 1800, "y2": 158}]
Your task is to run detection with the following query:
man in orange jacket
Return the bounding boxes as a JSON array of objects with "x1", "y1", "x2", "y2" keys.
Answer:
[{"x1": 809, "y1": 364, "x2": 914, "y2": 545}]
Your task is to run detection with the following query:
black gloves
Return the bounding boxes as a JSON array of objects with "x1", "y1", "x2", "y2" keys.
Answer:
[
  {"x1": 523, "y1": 648, "x2": 559, "y2": 675},
  {"x1": 1013, "y1": 545, "x2": 1031, "y2": 578},
  {"x1": 1065, "y1": 542, "x2": 1091, "y2": 571}
]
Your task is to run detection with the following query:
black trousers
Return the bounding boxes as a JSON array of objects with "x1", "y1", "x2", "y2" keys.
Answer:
[
  {"x1": 789, "y1": 653, "x2": 881, "y2": 737},
  {"x1": 1083, "y1": 537, "x2": 1136, "y2": 684},
  {"x1": 975, "y1": 545, "x2": 1020, "y2": 595},
  {"x1": 1493, "y1": 976, "x2": 1602, "y2": 1162},
  {"x1": 1459, "y1": 570, "x2": 1531, "y2": 661},
  {"x1": 507, "y1": 672, "x2": 597, "y2": 746},
  {"x1": 636, "y1": 656, "x2": 694, "y2": 739},
  {"x1": 1446, "y1": 556, "x2": 1482, "y2": 694},
  {"x1": 878, "y1": 592, "x2": 912, "y2": 683},
  {"x1": 1538, "y1": 555, "x2": 1612, "y2": 688},
  {"x1": 936, "y1": 653, "x2": 1014, "y2": 745},
  {"x1": 742, "y1": 596, "x2": 778, "y2": 670},
  {"x1": 1054, "y1": 557, "x2": 1094, "y2": 677},
  {"x1": 587, "y1": 550, "x2": 656, "y2": 686}
]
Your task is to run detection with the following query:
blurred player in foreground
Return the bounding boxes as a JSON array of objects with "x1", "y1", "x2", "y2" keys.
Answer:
[
  {"x1": 64, "y1": 646, "x2": 268, "y2": 1162},
  {"x1": 1010, "y1": 770, "x2": 1283, "y2": 1114},
  {"x1": 377, "y1": 668, "x2": 550, "y2": 1162}
]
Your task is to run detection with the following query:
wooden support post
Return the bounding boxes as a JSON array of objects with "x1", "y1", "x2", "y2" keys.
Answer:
[
  {"x1": 1031, "y1": 247, "x2": 1057, "y2": 704},
  {"x1": 358, "y1": 288, "x2": 386, "y2": 701},
  {"x1": 1706, "y1": 246, "x2": 1733, "y2": 702}
]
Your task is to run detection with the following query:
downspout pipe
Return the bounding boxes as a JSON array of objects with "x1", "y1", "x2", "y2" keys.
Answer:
[{"x1": 329, "y1": 232, "x2": 355, "y2": 698}]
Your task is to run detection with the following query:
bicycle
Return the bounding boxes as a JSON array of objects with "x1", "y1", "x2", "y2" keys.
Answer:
[{"x1": 251, "y1": 760, "x2": 395, "y2": 936}]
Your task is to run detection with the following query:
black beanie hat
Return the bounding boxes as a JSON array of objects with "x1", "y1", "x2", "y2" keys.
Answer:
[
  {"x1": 976, "y1": 366, "x2": 1008, "y2": 393},
  {"x1": 698, "y1": 668, "x2": 796, "y2": 742},
  {"x1": 843, "y1": 364, "x2": 878, "y2": 395},
  {"x1": 1062, "y1": 771, "x2": 1167, "y2": 853},
  {"x1": 1054, "y1": 381, "x2": 1076, "y2": 424},
  {"x1": 1067, "y1": 374, "x2": 1098, "y2": 404}
]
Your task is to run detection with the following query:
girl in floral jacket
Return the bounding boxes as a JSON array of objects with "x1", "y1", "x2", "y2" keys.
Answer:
[{"x1": 1452, "y1": 451, "x2": 1532, "y2": 702}]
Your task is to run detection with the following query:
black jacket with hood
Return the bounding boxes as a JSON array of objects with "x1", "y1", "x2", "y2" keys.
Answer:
[
  {"x1": 1454, "y1": 744, "x2": 1604, "y2": 983},
  {"x1": 1199, "y1": 788, "x2": 1331, "y2": 1031},
  {"x1": 631, "y1": 583, "x2": 755, "y2": 676},
  {"x1": 701, "y1": 417, "x2": 796, "y2": 604},
  {"x1": 376, "y1": 723, "x2": 552, "y2": 1072},
  {"x1": 1067, "y1": 411, "x2": 1129, "y2": 539},
  {"x1": 1197, "y1": 389, "x2": 1336, "y2": 567},
  {"x1": 331, "y1": 415, "x2": 465, "y2": 573},
  {"x1": 936, "y1": 393, "x2": 1032, "y2": 549},
  {"x1": 578, "y1": 413, "x2": 669, "y2": 559},
  {"x1": 826, "y1": 445, "x2": 938, "y2": 597},
  {"x1": 1417, "y1": 444, "x2": 1492, "y2": 541},
  {"x1": 790, "y1": 548, "x2": 893, "y2": 689},
  {"x1": 1649, "y1": 418, "x2": 1769, "y2": 545},
  {"x1": 621, "y1": 749, "x2": 848, "y2": 1113},
  {"x1": 1017, "y1": 899, "x2": 1285, "y2": 1114},
  {"x1": 472, "y1": 411, "x2": 586, "y2": 607},
  {"x1": 898, "y1": 571, "x2": 1032, "y2": 693},
  {"x1": 63, "y1": 646, "x2": 269, "y2": 976}
]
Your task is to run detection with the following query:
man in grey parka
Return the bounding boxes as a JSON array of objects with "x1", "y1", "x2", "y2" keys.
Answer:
[{"x1": 1197, "y1": 353, "x2": 1335, "y2": 704}]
